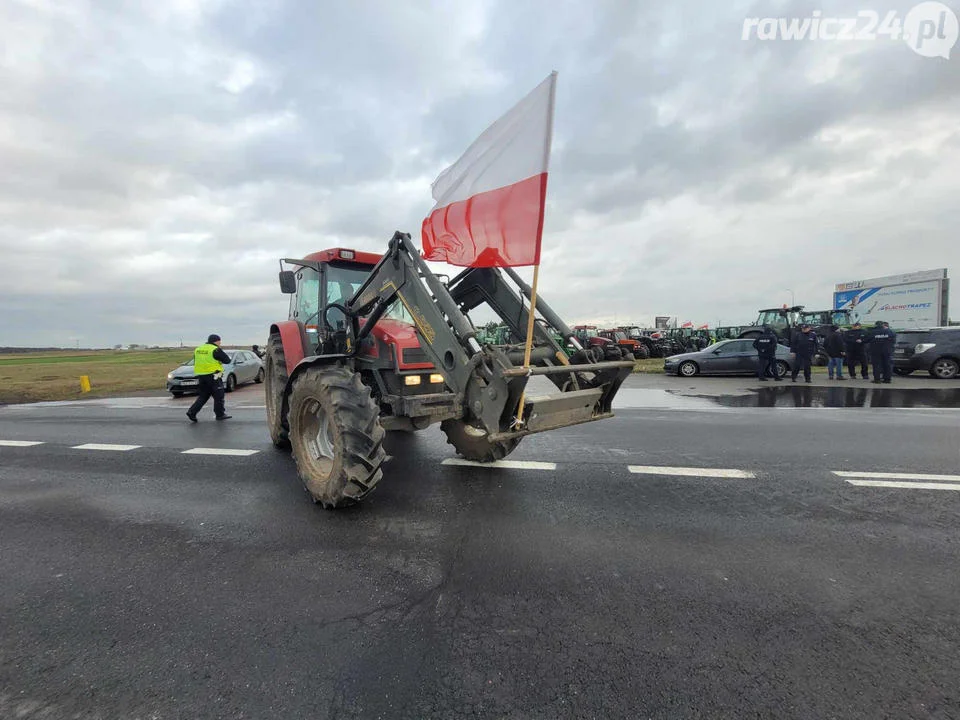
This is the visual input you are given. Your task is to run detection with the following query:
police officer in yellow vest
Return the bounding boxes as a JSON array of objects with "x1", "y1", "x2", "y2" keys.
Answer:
[{"x1": 186, "y1": 334, "x2": 232, "y2": 422}]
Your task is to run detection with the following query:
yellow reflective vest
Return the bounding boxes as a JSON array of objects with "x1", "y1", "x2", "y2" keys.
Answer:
[{"x1": 193, "y1": 343, "x2": 223, "y2": 375}]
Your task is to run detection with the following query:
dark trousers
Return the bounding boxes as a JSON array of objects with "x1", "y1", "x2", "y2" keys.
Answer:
[
  {"x1": 758, "y1": 354, "x2": 778, "y2": 379},
  {"x1": 791, "y1": 355, "x2": 812, "y2": 381},
  {"x1": 187, "y1": 374, "x2": 226, "y2": 417},
  {"x1": 846, "y1": 350, "x2": 868, "y2": 379},
  {"x1": 871, "y1": 352, "x2": 892, "y2": 382}
]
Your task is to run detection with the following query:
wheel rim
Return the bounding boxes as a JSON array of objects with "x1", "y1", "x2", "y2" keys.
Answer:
[
  {"x1": 934, "y1": 359, "x2": 958, "y2": 378},
  {"x1": 227, "y1": 375, "x2": 235, "y2": 390},
  {"x1": 680, "y1": 362, "x2": 696, "y2": 377},
  {"x1": 298, "y1": 397, "x2": 334, "y2": 474}
]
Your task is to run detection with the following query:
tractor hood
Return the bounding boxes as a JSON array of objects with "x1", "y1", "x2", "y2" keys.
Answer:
[
  {"x1": 370, "y1": 317, "x2": 420, "y2": 346},
  {"x1": 369, "y1": 318, "x2": 433, "y2": 369}
]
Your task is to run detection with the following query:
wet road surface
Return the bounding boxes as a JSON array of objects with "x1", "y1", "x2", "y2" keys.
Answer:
[{"x1": 1, "y1": 385, "x2": 958, "y2": 718}]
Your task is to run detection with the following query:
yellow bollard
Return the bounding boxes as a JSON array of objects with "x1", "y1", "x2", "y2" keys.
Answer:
[{"x1": 80, "y1": 375, "x2": 91, "y2": 393}]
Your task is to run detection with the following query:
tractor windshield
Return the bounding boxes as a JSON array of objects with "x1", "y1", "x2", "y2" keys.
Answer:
[
  {"x1": 831, "y1": 310, "x2": 850, "y2": 325},
  {"x1": 325, "y1": 263, "x2": 413, "y2": 326},
  {"x1": 757, "y1": 310, "x2": 790, "y2": 330}
]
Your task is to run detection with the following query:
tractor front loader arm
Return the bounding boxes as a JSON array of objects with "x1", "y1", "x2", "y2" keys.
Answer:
[
  {"x1": 345, "y1": 231, "x2": 633, "y2": 441},
  {"x1": 344, "y1": 232, "x2": 518, "y2": 437}
]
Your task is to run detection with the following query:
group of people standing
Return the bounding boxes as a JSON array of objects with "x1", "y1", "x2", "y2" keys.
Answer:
[{"x1": 752, "y1": 320, "x2": 897, "y2": 384}]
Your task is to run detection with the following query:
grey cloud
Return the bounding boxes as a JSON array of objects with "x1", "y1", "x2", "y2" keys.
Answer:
[{"x1": 0, "y1": 0, "x2": 957, "y2": 348}]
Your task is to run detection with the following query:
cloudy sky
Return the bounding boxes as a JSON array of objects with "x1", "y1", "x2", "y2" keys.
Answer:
[{"x1": 1, "y1": 0, "x2": 957, "y2": 348}]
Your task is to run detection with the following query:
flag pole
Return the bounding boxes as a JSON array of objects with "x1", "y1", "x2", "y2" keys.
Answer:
[
  {"x1": 515, "y1": 263, "x2": 541, "y2": 427},
  {"x1": 515, "y1": 71, "x2": 557, "y2": 429}
]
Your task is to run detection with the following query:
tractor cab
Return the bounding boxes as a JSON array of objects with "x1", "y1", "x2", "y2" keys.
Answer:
[
  {"x1": 739, "y1": 306, "x2": 804, "y2": 344},
  {"x1": 799, "y1": 309, "x2": 851, "y2": 329},
  {"x1": 754, "y1": 307, "x2": 802, "y2": 334},
  {"x1": 280, "y1": 248, "x2": 421, "y2": 363}
]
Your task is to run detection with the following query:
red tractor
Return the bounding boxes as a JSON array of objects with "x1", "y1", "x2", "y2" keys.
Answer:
[
  {"x1": 266, "y1": 232, "x2": 634, "y2": 509},
  {"x1": 570, "y1": 325, "x2": 625, "y2": 361},
  {"x1": 598, "y1": 329, "x2": 648, "y2": 360}
]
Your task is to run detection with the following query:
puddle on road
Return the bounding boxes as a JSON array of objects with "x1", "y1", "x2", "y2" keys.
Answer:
[
  {"x1": 613, "y1": 389, "x2": 721, "y2": 411},
  {"x1": 613, "y1": 386, "x2": 960, "y2": 410},
  {"x1": 711, "y1": 386, "x2": 960, "y2": 409}
]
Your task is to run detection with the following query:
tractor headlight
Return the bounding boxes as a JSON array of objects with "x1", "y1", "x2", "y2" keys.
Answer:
[
  {"x1": 915, "y1": 343, "x2": 937, "y2": 354},
  {"x1": 404, "y1": 375, "x2": 421, "y2": 386},
  {"x1": 429, "y1": 374, "x2": 444, "y2": 384}
]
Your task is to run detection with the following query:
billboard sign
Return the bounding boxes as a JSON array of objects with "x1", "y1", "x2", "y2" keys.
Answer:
[
  {"x1": 833, "y1": 269, "x2": 948, "y2": 329},
  {"x1": 655, "y1": 316, "x2": 673, "y2": 330}
]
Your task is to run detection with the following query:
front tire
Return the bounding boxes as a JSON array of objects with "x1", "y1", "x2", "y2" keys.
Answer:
[
  {"x1": 930, "y1": 358, "x2": 959, "y2": 379},
  {"x1": 171, "y1": 392, "x2": 183, "y2": 398},
  {"x1": 265, "y1": 334, "x2": 290, "y2": 448},
  {"x1": 288, "y1": 366, "x2": 386, "y2": 508},
  {"x1": 225, "y1": 374, "x2": 237, "y2": 392},
  {"x1": 678, "y1": 360, "x2": 699, "y2": 377},
  {"x1": 255, "y1": 367, "x2": 265, "y2": 383},
  {"x1": 775, "y1": 360, "x2": 789, "y2": 378},
  {"x1": 441, "y1": 419, "x2": 521, "y2": 462}
]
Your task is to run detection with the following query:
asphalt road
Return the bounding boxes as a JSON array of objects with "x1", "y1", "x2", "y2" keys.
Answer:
[{"x1": 1, "y1": 383, "x2": 959, "y2": 719}]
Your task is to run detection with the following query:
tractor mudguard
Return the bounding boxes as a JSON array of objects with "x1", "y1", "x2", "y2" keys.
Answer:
[{"x1": 270, "y1": 320, "x2": 310, "y2": 376}]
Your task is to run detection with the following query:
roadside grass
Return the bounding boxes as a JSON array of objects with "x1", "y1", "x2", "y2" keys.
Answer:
[
  {"x1": 1, "y1": 348, "x2": 838, "y2": 404},
  {"x1": 0, "y1": 349, "x2": 195, "y2": 404},
  {"x1": 632, "y1": 358, "x2": 664, "y2": 374}
]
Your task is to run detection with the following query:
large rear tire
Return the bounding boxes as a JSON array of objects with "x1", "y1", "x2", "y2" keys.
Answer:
[
  {"x1": 288, "y1": 365, "x2": 386, "y2": 508},
  {"x1": 441, "y1": 419, "x2": 521, "y2": 463},
  {"x1": 265, "y1": 334, "x2": 290, "y2": 448}
]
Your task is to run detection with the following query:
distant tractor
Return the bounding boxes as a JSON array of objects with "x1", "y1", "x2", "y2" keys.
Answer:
[
  {"x1": 738, "y1": 306, "x2": 803, "y2": 344},
  {"x1": 662, "y1": 328, "x2": 710, "y2": 354},
  {"x1": 738, "y1": 306, "x2": 852, "y2": 365},
  {"x1": 266, "y1": 232, "x2": 634, "y2": 509},
  {"x1": 570, "y1": 325, "x2": 625, "y2": 361},
  {"x1": 616, "y1": 326, "x2": 659, "y2": 359},
  {"x1": 598, "y1": 329, "x2": 649, "y2": 359}
]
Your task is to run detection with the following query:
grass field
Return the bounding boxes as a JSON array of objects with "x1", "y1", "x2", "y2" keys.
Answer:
[
  {"x1": 0, "y1": 348, "x2": 821, "y2": 404},
  {"x1": 632, "y1": 358, "x2": 664, "y2": 373},
  {"x1": 0, "y1": 349, "x2": 195, "y2": 404}
]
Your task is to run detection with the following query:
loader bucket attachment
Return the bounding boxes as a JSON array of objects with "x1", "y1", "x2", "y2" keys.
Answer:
[{"x1": 489, "y1": 359, "x2": 634, "y2": 442}]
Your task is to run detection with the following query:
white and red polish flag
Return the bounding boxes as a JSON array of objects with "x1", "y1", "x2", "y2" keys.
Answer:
[{"x1": 421, "y1": 72, "x2": 557, "y2": 268}]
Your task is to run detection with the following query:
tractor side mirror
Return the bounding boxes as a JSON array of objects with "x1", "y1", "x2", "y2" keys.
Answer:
[{"x1": 279, "y1": 270, "x2": 296, "y2": 294}]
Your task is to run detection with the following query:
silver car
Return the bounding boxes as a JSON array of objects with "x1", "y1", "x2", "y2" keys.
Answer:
[
  {"x1": 166, "y1": 349, "x2": 265, "y2": 397},
  {"x1": 664, "y1": 339, "x2": 793, "y2": 377}
]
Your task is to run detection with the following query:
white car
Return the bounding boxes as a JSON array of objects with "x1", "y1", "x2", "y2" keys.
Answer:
[{"x1": 166, "y1": 349, "x2": 265, "y2": 397}]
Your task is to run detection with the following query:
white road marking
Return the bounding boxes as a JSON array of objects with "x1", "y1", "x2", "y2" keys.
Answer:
[
  {"x1": 628, "y1": 465, "x2": 756, "y2": 479},
  {"x1": 71, "y1": 443, "x2": 141, "y2": 451},
  {"x1": 442, "y1": 458, "x2": 557, "y2": 470},
  {"x1": 0, "y1": 440, "x2": 45, "y2": 447},
  {"x1": 181, "y1": 448, "x2": 260, "y2": 457},
  {"x1": 844, "y1": 480, "x2": 960, "y2": 491},
  {"x1": 833, "y1": 471, "x2": 960, "y2": 483}
]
